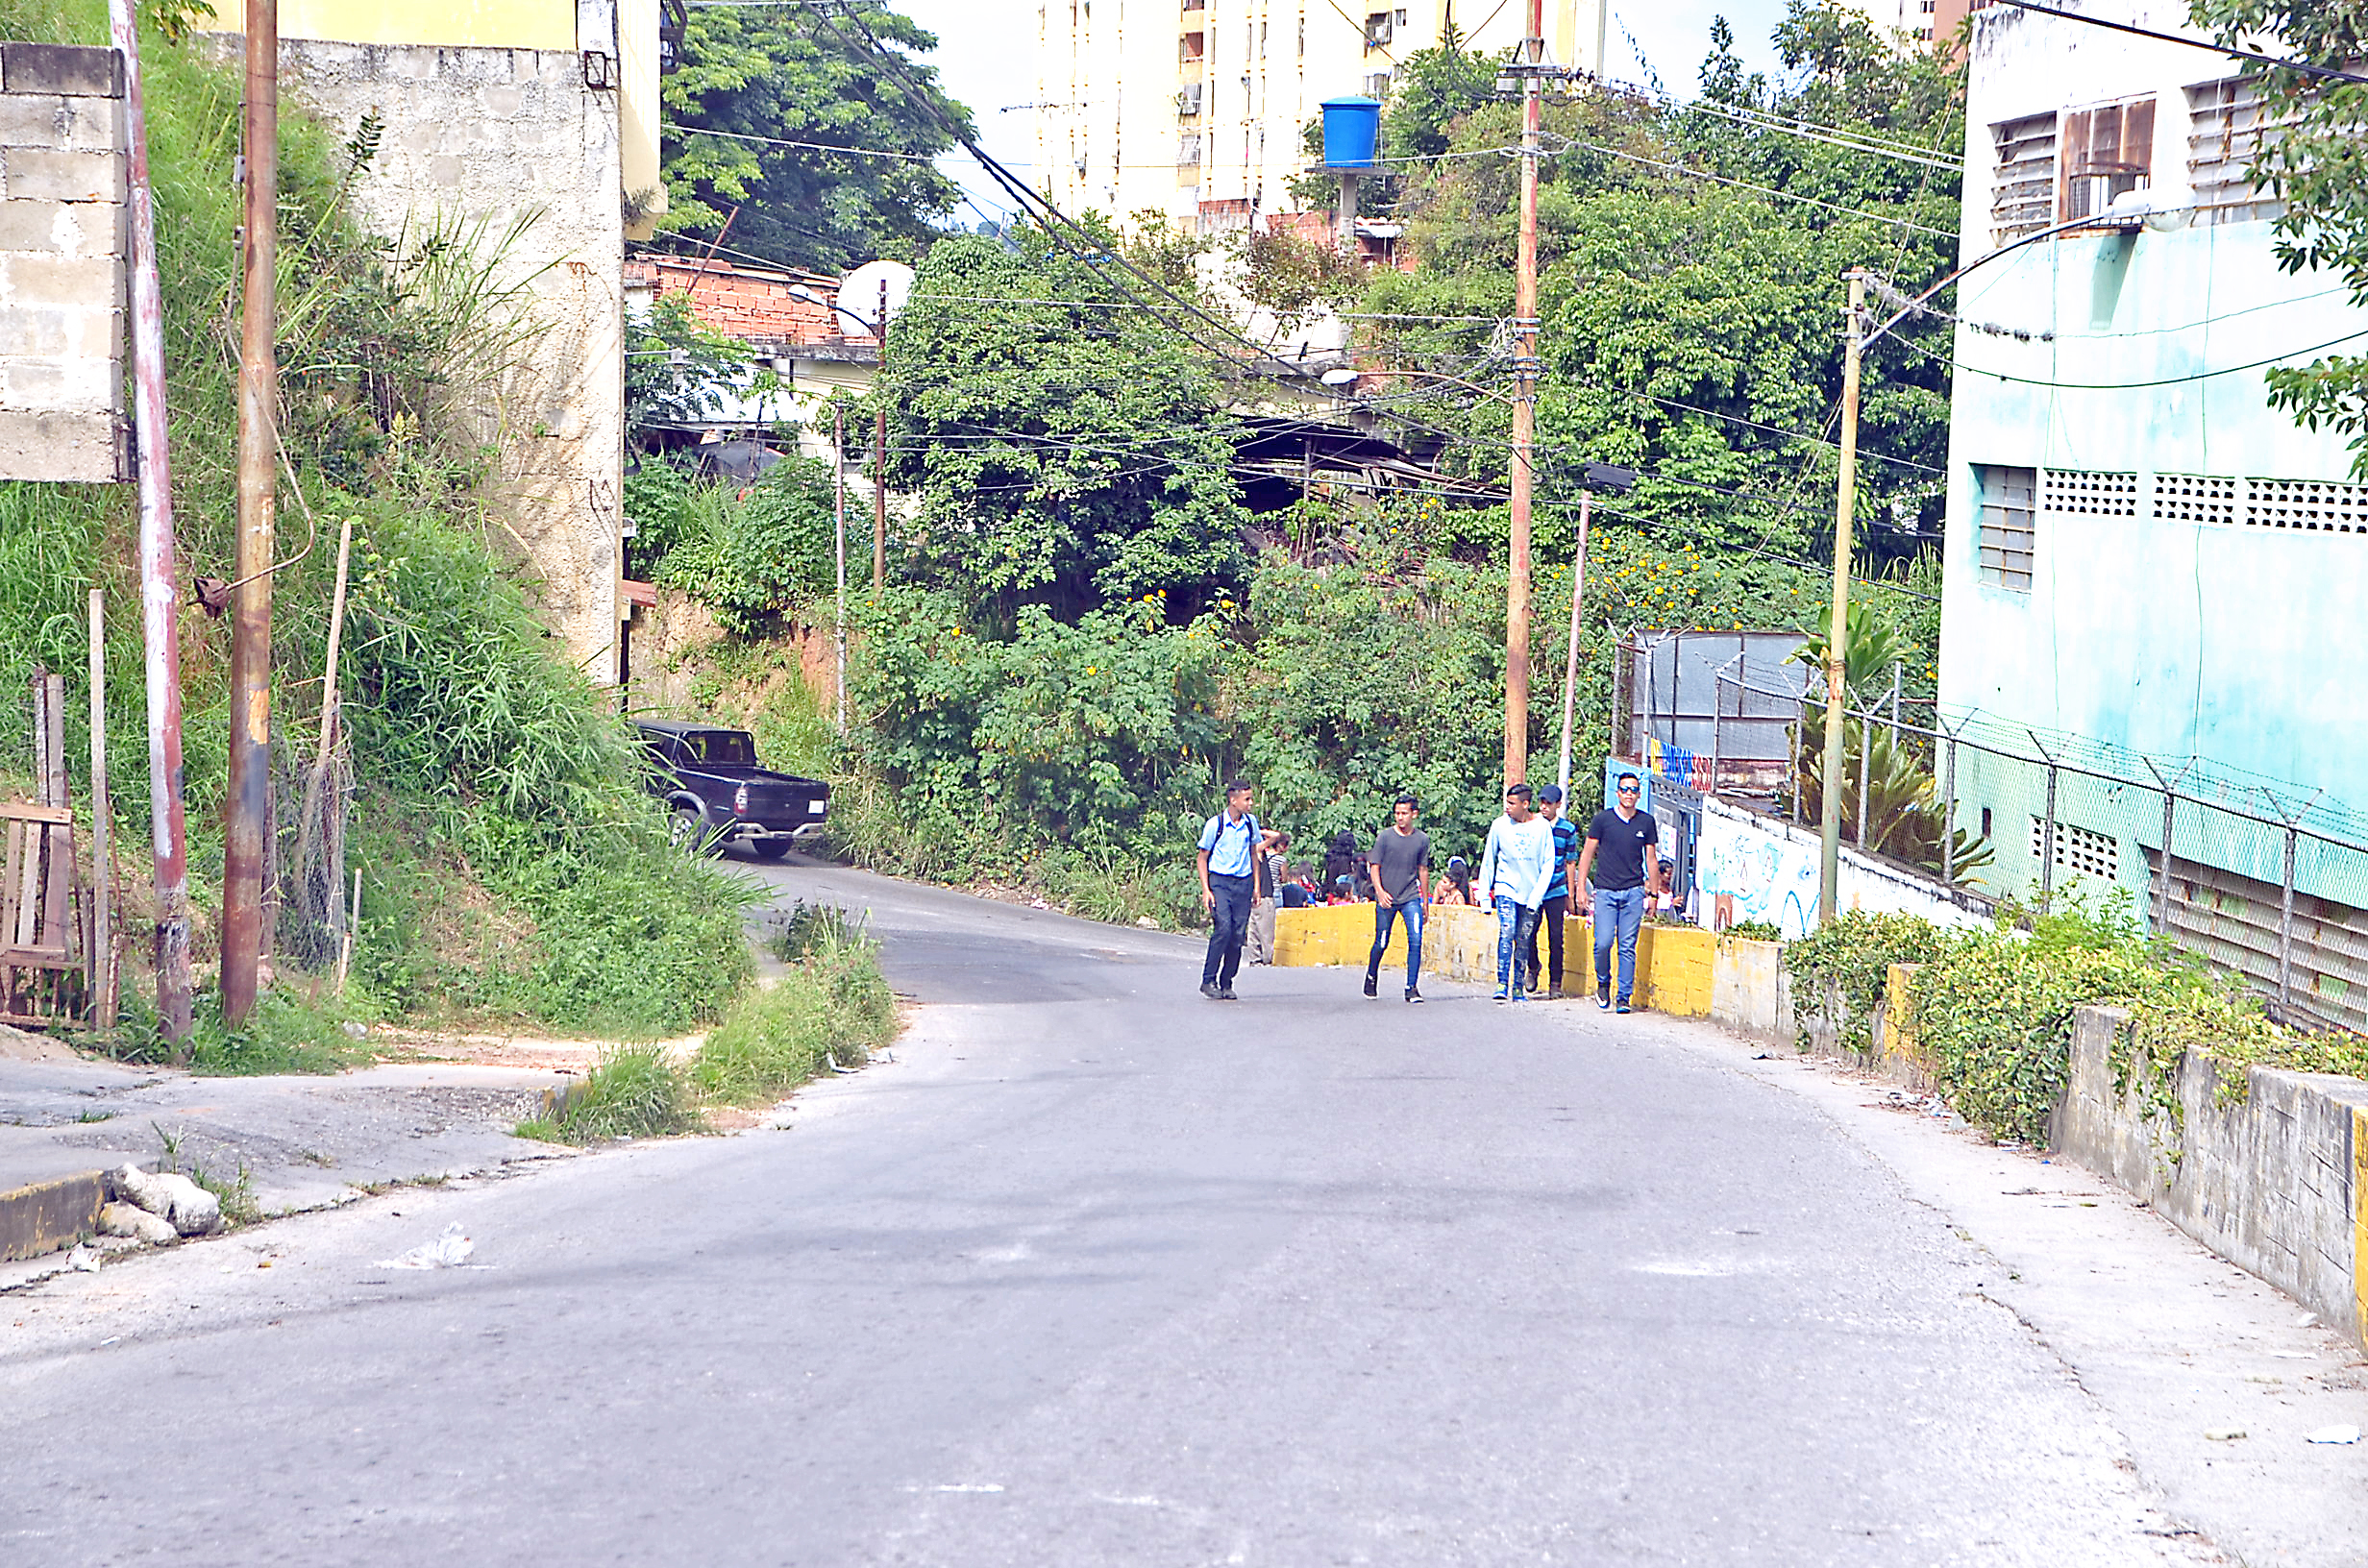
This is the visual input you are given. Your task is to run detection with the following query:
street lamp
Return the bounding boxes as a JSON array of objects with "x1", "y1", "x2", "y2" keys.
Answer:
[{"x1": 1815, "y1": 200, "x2": 2194, "y2": 925}]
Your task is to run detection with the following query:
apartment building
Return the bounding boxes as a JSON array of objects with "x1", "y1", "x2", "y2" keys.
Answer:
[
  {"x1": 1033, "y1": 0, "x2": 1605, "y2": 233},
  {"x1": 1935, "y1": 0, "x2": 2368, "y2": 1024}
]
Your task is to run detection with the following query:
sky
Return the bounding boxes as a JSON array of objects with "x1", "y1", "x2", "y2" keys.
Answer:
[{"x1": 892, "y1": 0, "x2": 1800, "y2": 226}]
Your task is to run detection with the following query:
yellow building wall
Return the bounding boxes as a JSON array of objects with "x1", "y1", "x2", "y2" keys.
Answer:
[
  {"x1": 212, "y1": 0, "x2": 576, "y2": 50},
  {"x1": 619, "y1": 0, "x2": 665, "y2": 237}
]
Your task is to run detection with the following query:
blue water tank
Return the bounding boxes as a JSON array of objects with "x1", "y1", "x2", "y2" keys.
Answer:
[{"x1": 1320, "y1": 97, "x2": 1380, "y2": 170}]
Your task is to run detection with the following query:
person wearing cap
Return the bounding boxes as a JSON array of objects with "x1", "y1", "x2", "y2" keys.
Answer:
[{"x1": 1523, "y1": 784, "x2": 1584, "y2": 997}]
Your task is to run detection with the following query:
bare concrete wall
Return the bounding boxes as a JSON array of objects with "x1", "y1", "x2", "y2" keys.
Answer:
[
  {"x1": 268, "y1": 37, "x2": 625, "y2": 681},
  {"x1": 0, "y1": 42, "x2": 125, "y2": 483},
  {"x1": 2054, "y1": 1005, "x2": 2367, "y2": 1347}
]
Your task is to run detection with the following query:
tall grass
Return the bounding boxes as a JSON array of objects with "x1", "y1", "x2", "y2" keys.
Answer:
[{"x1": 0, "y1": 0, "x2": 756, "y2": 1045}]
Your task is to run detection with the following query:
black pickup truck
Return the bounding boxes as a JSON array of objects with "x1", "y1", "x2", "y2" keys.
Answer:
[{"x1": 632, "y1": 720, "x2": 830, "y2": 860}]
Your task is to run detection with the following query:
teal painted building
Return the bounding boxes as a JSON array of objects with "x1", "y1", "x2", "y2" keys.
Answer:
[{"x1": 1937, "y1": 2, "x2": 2368, "y2": 1025}]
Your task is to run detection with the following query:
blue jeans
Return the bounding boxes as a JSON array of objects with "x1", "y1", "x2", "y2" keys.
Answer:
[
  {"x1": 1367, "y1": 897, "x2": 1424, "y2": 991},
  {"x1": 1202, "y1": 872, "x2": 1252, "y2": 987},
  {"x1": 1593, "y1": 886, "x2": 1646, "y2": 1003},
  {"x1": 1492, "y1": 895, "x2": 1538, "y2": 995}
]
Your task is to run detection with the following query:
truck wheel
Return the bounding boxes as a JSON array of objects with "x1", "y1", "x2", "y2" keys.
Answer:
[
  {"x1": 670, "y1": 808, "x2": 709, "y2": 854},
  {"x1": 747, "y1": 840, "x2": 792, "y2": 862}
]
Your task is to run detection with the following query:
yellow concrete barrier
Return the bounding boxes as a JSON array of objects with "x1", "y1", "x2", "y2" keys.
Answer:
[{"x1": 1273, "y1": 901, "x2": 1719, "y2": 1014}]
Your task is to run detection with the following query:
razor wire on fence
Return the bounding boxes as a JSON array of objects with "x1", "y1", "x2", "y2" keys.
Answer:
[{"x1": 1629, "y1": 648, "x2": 2368, "y2": 1035}]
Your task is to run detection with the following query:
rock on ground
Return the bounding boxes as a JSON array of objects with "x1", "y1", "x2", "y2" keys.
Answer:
[
  {"x1": 96, "y1": 1200, "x2": 181, "y2": 1245},
  {"x1": 112, "y1": 1165, "x2": 222, "y2": 1237}
]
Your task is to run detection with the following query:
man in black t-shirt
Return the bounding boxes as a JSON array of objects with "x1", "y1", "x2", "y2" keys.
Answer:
[
  {"x1": 1363, "y1": 795, "x2": 1432, "y2": 1002},
  {"x1": 1574, "y1": 772, "x2": 1662, "y2": 1014}
]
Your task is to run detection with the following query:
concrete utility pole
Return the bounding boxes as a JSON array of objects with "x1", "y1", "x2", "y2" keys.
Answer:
[
  {"x1": 223, "y1": 0, "x2": 280, "y2": 1021},
  {"x1": 1816, "y1": 269, "x2": 1867, "y2": 927},
  {"x1": 833, "y1": 404, "x2": 848, "y2": 728},
  {"x1": 110, "y1": 0, "x2": 192, "y2": 1046},
  {"x1": 873, "y1": 282, "x2": 888, "y2": 590},
  {"x1": 1503, "y1": 0, "x2": 1544, "y2": 788},
  {"x1": 1555, "y1": 487, "x2": 1590, "y2": 798}
]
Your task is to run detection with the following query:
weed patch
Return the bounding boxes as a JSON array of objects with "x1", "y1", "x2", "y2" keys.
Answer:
[{"x1": 516, "y1": 1043, "x2": 703, "y2": 1143}]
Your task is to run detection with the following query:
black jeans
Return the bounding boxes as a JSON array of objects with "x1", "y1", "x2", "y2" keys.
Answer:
[
  {"x1": 1524, "y1": 894, "x2": 1568, "y2": 991},
  {"x1": 1202, "y1": 871, "x2": 1252, "y2": 988}
]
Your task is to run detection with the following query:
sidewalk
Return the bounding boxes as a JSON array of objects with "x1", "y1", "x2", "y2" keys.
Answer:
[{"x1": 0, "y1": 1025, "x2": 579, "y2": 1283}]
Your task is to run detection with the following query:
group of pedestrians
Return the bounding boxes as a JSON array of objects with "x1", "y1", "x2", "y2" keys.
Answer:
[{"x1": 1195, "y1": 773, "x2": 1665, "y2": 1008}]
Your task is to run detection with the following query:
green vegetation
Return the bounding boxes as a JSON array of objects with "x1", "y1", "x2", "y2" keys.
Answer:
[
  {"x1": 517, "y1": 1043, "x2": 705, "y2": 1143},
  {"x1": 625, "y1": 5, "x2": 1973, "y2": 922},
  {"x1": 658, "y1": 0, "x2": 972, "y2": 271},
  {"x1": 1786, "y1": 891, "x2": 2368, "y2": 1147},
  {"x1": 519, "y1": 905, "x2": 897, "y2": 1143},
  {"x1": 2, "y1": 0, "x2": 753, "y2": 1057}
]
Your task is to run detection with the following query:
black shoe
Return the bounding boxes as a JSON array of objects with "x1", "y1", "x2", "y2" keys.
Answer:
[
  {"x1": 1616, "y1": 1000, "x2": 1632, "y2": 1015},
  {"x1": 1363, "y1": 973, "x2": 1378, "y2": 998},
  {"x1": 1597, "y1": 988, "x2": 1612, "y2": 1010},
  {"x1": 1219, "y1": 985, "x2": 1238, "y2": 1001},
  {"x1": 1405, "y1": 989, "x2": 1424, "y2": 1003},
  {"x1": 1201, "y1": 981, "x2": 1222, "y2": 1000}
]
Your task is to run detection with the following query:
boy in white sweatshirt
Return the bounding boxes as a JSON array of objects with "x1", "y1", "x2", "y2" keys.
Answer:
[{"x1": 1475, "y1": 783, "x2": 1557, "y2": 1002}]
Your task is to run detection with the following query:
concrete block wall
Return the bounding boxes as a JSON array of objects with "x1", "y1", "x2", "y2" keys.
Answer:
[
  {"x1": 265, "y1": 37, "x2": 626, "y2": 681},
  {"x1": 0, "y1": 42, "x2": 125, "y2": 483},
  {"x1": 2055, "y1": 1006, "x2": 2367, "y2": 1346}
]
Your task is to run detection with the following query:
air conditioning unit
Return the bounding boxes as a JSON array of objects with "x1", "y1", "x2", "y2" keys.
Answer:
[
  {"x1": 1364, "y1": 71, "x2": 1393, "y2": 98},
  {"x1": 1176, "y1": 83, "x2": 1202, "y2": 114}
]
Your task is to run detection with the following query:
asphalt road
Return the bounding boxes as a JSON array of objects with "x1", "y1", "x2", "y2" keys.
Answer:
[{"x1": 0, "y1": 860, "x2": 2355, "y2": 1565}]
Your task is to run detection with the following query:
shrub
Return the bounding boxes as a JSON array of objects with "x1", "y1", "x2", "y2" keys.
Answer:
[{"x1": 517, "y1": 1043, "x2": 703, "y2": 1142}]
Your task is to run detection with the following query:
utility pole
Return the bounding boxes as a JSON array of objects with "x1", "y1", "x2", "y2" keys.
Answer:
[
  {"x1": 848, "y1": 403, "x2": 856, "y2": 729},
  {"x1": 1816, "y1": 269, "x2": 1867, "y2": 927},
  {"x1": 1555, "y1": 487, "x2": 1591, "y2": 797},
  {"x1": 223, "y1": 0, "x2": 279, "y2": 1021},
  {"x1": 1503, "y1": 0, "x2": 1543, "y2": 788},
  {"x1": 873, "y1": 281, "x2": 889, "y2": 591},
  {"x1": 109, "y1": 0, "x2": 192, "y2": 1045}
]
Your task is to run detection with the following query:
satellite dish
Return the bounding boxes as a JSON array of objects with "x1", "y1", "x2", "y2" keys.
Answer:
[{"x1": 835, "y1": 259, "x2": 917, "y2": 331}]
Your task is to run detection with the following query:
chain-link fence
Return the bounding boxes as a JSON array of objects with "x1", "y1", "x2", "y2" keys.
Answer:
[{"x1": 1619, "y1": 631, "x2": 2368, "y2": 1034}]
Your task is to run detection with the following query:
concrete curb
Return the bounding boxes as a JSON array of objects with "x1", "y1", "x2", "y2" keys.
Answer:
[{"x1": 0, "y1": 1168, "x2": 106, "y2": 1262}]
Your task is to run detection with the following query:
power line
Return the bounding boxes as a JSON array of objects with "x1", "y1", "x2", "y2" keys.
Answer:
[
  {"x1": 1550, "y1": 136, "x2": 1960, "y2": 238},
  {"x1": 1992, "y1": 0, "x2": 2368, "y2": 87},
  {"x1": 662, "y1": 121, "x2": 941, "y2": 163}
]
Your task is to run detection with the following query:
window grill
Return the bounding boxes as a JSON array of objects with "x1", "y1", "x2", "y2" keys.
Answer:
[
  {"x1": 1175, "y1": 133, "x2": 1202, "y2": 166},
  {"x1": 1990, "y1": 113, "x2": 2058, "y2": 245},
  {"x1": 2033, "y1": 818, "x2": 2120, "y2": 882},
  {"x1": 1977, "y1": 464, "x2": 2036, "y2": 592},
  {"x1": 2186, "y1": 77, "x2": 2285, "y2": 227},
  {"x1": 2041, "y1": 468, "x2": 2139, "y2": 517}
]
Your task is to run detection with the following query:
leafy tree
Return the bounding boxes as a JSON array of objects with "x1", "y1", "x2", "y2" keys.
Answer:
[
  {"x1": 1381, "y1": 24, "x2": 1501, "y2": 164},
  {"x1": 1360, "y1": 1, "x2": 1961, "y2": 570},
  {"x1": 2191, "y1": 0, "x2": 2368, "y2": 475},
  {"x1": 625, "y1": 294, "x2": 747, "y2": 447},
  {"x1": 873, "y1": 230, "x2": 1253, "y2": 629},
  {"x1": 659, "y1": 2, "x2": 973, "y2": 273}
]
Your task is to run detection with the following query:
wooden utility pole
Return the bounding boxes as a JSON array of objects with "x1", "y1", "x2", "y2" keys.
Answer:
[
  {"x1": 222, "y1": 0, "x2": 280, "y2": 1021},
  {"x1": 873, "y1": 281, "x2": 889, "y2": 590},
  {"x1": 1503, "y1": 0, "x2": 1544, "y2": 788},
  {"x1": 109, "y1": 0, "x2": 191, "y2": 1045},
  {"x1": 1817, "y1": 270, "x2": 1867, "y2": 927}
]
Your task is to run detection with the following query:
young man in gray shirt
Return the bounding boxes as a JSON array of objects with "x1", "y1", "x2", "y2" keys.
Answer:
[{"x1": 1363, "y1": 795, "x2": 1431, "y2": 1002}]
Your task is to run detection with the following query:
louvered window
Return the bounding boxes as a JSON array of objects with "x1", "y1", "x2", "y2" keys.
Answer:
[
  {"x1": 1990, "y1": 113, "x2": 2057, "y2": 245},
  {"x1": 2187, "y1": 77, "x2": 2285, "y2": 227}
]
